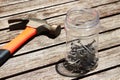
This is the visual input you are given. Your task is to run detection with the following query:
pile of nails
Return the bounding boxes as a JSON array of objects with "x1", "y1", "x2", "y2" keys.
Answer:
[{"x1": 64, "y1": 40, "x2": 98, "y2": 74}]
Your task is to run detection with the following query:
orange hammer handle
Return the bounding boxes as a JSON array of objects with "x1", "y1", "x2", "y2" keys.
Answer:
[
  {"x1": 2, "y1": 26, "x2": 37, "y2": 54},
  {"x1": 0, "y1": 26, "x2": 37, "y2": 66}
]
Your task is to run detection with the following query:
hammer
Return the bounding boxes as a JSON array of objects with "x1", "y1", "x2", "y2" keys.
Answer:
[{"x1": 0, "y1": 18, "x2": 61, "y2": 66}]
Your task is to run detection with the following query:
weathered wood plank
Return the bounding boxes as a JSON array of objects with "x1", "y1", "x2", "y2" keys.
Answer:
[
  {"x1": 0, "y1": 0, "x2": 31, "y2": 7},
  {"x1": 0, "y1": 0, "x2": 118, "y2": 18},
  {"x1": 6, "y1": 14, "x2": 120, "y2": 55},
  {"x1": 0, "y1": 1, "x2": 120, "y2": 47},
  {"x1": 2, "y1": 44, "x2": 120, "y2": 80},
  {"x1": 0, "y1": 0, "x2": 119, "y2": 20},
  {"x1": 0, "y1": 0, "x2": 76, "y2": 18},
  {"x1": 0, "y1": 1, "x2": 120, "y2": 79},
  {"x1": 0, "y1": 18, "x2": 120, "y2": 78},
  {"x1": 0, "y1": 0, "x2": 119, "y2": 27},
  {"x1": 78, "y1": 67, "x2": 120, "y2": 80},
  {"x1": 33, "y1": 0, "x2": 120, "y2": 20}
]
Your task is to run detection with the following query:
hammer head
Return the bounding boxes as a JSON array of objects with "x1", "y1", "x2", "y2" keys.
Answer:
[
  {"x1": 9, "y1": 18, "x2": 61, "y2": 39},
  {"x1": 28, "y1": 18, "x2": 61, "y2": 39}
]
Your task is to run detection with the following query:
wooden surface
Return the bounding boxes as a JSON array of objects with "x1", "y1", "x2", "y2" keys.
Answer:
[{"x1": 0, "y1": 0, "x2": 120, "y2": 80}]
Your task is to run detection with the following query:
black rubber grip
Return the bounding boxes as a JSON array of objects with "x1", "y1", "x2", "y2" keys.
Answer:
[{"x1": 0, "y1": 49, "x2": 11, "y2": 67}]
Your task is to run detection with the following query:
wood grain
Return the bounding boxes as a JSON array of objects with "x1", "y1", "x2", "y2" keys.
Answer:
[
  {"x1": 0, "y1": 0, "x2": 119, "y2": 28},
  {"x1": 0, "y1": 0, "x2": 31, "y2": 7},
  {"x1": 0, "y1": 0, "x2": 118, "y2": 18},
  {"x1": 0, "y1": 0, "x2": 76, "y2": 18},
  {"x1": 79, "y1": 67, "x2": 120, "y2": 80},
  {"x1": 0, "y1": 2, "x2": 120, "y2": 46},
  {"x1": 3, "y1": 44, "x2": 120, "y2": 80},
  {"x1": 0, "y1": 18, "x2": 120, "y2": 78},
  {"x1": 0, "y1": 0, "x2": 119, "y2": 20},
  {"x1": 4, "y1": 14, "x2": 120, "y2": 56},
  {"x1": 0, "y1": 0, "x2": 120, "y2": 80},
  {"x1": 33, "y1": 0, "x2": 120, "y2": 20}
]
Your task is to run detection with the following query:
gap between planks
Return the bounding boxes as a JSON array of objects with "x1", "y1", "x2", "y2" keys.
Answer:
[
  {"x1": 74, "y1": 65, "x2": 120, "y2": 80},
  {"x1": 1, "y1": 44, "x2": 120, "y2": 80},
  {"x1": 0, "y1": 0, "x2": 119, "y2": 19},
  {"x1": 0, "y1": 18, "x2": 120, "y2": 79},
  {"x1": 0, "y1": 1, "x2": 119, "y2": 34},
  {"x1": 0, "y1": 1, "x2": 120, "y2": 46},
  {"x1": 0, "y1": 0, "x2": 78, "y2": 18},
  {"x1": 0, "y1": 13, "x2": 120, "y2": 56},
  {"x1": 0, "y1": 0, "x2": 119, "y2": 79},
  {"x1": 0, "y1": 0, "x2": 32, "y2": 7}
]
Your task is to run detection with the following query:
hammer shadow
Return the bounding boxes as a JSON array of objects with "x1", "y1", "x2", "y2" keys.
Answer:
[
  {"x1": 0, "y1": 19, "x2": 29, "y2": 31},
  {"x1": 8, "y1": 19, "x2": 29, "y2": 31}
]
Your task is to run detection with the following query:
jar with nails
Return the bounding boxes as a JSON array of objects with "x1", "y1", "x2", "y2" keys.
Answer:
[{"x1": 56, "y1": 8, "x2": 100, "y2": 77}]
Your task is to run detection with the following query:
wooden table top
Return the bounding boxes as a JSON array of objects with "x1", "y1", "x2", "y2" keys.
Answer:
[{"x1": 0, "y1": 0, "x2": 120, "y2": 80}]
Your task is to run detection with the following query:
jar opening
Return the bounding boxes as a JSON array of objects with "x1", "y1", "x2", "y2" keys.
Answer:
[{"x1": 65, "y1": 8, "x2": 99, "y2": 29}]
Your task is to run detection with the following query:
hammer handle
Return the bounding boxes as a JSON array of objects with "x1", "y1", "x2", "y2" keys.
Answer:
[{"x1": 0, "y1": 26, "x2": 37, "y2": 66}]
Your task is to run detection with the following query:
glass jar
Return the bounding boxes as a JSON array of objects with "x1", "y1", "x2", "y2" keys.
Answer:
[{"x1": 56, "y1": 8, "x2": 100, "y2": 77}]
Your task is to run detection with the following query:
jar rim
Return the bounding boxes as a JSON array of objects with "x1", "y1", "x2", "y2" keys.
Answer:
[{"x1": 65, "y1": 7, "x2": 99, "y2": 29}]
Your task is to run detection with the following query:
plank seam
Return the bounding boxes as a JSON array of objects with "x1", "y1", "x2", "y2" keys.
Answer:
[
  {"x1": 0, "y1": 59, "x2": 64, "y2": 80},
  {"x1": 12, "y1": 37, "x2": 120, "y2": 58},
  {"x1": 73, "y1": 64, "x2": 120, "y2": 80},
  {"x1": 98, "y1": 43, "x2": 120, "y2": 52},
  {"x1": 92, "y1": 0, "x2": 120, "y2": 8},
  {"x1": 100, "y1": 26, "x2": 120, "y2": 34},
  {"x1": 0, "y1": 0, "x2": 33, "y2": 7},
  {"x1": 0, "y1": 0, "x2": 78, "y2": 19},
  {"x1": 0, "y1": 57, "x2": 119, "y2": 79},
  {"x1": 0, "y1": 0, "x2": 119, "y2": 19}
]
